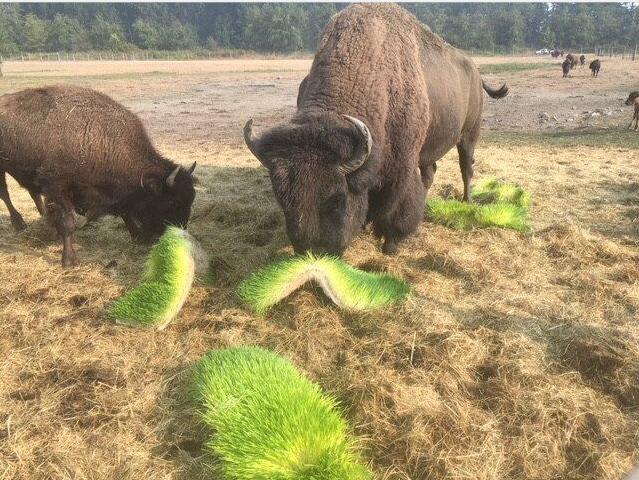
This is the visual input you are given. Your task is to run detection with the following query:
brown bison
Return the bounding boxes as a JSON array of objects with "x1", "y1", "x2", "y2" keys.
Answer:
[
  {"x1": 0, "y1": 86, "x2": 196, "y2": 266},
  {"x1": 565, "y1": 53, "x2": 578, "y2": 69},
  {"x1": 590, "y1": 59, "x2": 601, "y2": 77},
  {"x1": 244, "y1": 4, "x2": 508, "y2": 255},
  {"x1": 626, "y1": 91, "x2": 639, "y2": 130},
  {"x1": 562, "y1": 59, "x2": 571, "y2": 77},
  {"x1": 579, "y1": 55, "x2": 586, "y2": 66}
]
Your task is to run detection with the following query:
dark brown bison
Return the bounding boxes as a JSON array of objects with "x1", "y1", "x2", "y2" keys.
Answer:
[
  {"x1": 0, "y1": 85, "x2": 196, "y2": 266},
  {"x1": 626, "y1": 91, "x2": 639, "y2": 130},
  {"x1": 579, "y1": 55, "x2": 586, "y2": 66},
  {"x1": 590, "y1": 59, "x2": 601, "y2": 77},
  {"x1": 562, "y1": 59, "x2": 571, "y2": 77},
  {"x1": 244, "y1": 4, "x2": 508, "y2": 255},
  {"x1": 550, "y1": 49, "x2": 561, "y2": 58},
  {"x1": 565, "y1": 53, "x2": 578, "y2": 69}
]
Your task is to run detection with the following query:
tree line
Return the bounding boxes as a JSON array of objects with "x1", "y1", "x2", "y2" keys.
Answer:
[{"x1": 0, "y1": 3, "x2": 637, "y2": 56}]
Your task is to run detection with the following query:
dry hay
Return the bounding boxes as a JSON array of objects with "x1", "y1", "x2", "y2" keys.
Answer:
[{"x1": 1, "y1": 59, "x2": 639, "y2": 480}]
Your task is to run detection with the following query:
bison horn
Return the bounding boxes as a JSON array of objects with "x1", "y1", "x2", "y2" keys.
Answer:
[
  {"x1": 339, "y1": 115, "x2": 372, "y2": 175},
  {"x1": 188, "y1": 162, "x2": 197, "y2": 175},
  {"x1": 166, "y1": 166, "x2": 180, "y2": 188},
  {"x1": 244, "y1": 119, "x2": 270, "y2": 169}
]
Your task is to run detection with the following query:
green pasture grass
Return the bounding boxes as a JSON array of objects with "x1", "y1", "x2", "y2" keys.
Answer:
[
  {"x1": 237, "y1": 253, "x2": 410, "y2": 315},
  {"x1": 192, "y1": 346, "x2": 371, "y2": 480}
]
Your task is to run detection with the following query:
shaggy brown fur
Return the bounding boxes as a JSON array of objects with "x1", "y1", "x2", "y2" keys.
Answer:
[
  {"x1": 579, "y1": 54, "x2": 586, "y2": 66},
  {"x1": 0, "y1": 85, "x2": 196, "y2": 266},
  {"x1": 244, "y1": 3, "x2": 508, "y2": 255},
  {"x1": 590, "y1": 59, "x2": 601, "y2": 77},
  {"x1": 562, "y1": 59, "x2": 571, "y2": 78},
  {"x1": 565, "y1": 53, "x2": 578, "y2": 69},
  {"x1": 626, "y1": 91, "x2": 639, "y2": 130}
]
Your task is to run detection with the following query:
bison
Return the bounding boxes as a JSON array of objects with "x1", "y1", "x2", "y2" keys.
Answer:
[
  {"x1": 565, "y1": 53, "x2": 578, "y2": 69},
  {"x1": 579, "y1": 55, "x2": 586, "y2": 67},
  {"x1": 590, "y1": 59, "x2": 601, "y2": 77},
  {"x1": 626, "y1": 91, "x2": 639, "y2": 130},
  {"x1": 562, "y1": 59, "x2": 571, "y2": 77},
  {"x1": 0, "y1": 85, "x2": 196, "y2": 266},
  {"x1": 243, "y1": 4, "x2": 508, "y2": 255}
]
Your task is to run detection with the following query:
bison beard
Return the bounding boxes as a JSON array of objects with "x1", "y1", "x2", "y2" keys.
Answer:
[
  {"x1": 244, "y1": 4, "x2": 508, "y2": 255},
  {"x1": 0, "y1": 86, "x2": 196, "y2": 266}
]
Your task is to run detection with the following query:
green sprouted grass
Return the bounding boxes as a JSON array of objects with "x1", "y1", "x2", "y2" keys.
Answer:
[
  {"x1": 427, "y1": 178, "x2": 531, "y2": 231},
  {"x1": 192, "y1": 346, "x2": 372, "y2": 480},
  {"x1": 107, "y1": 226, "x2": 195, "y2": 329},
  {"x1": 238, "y1": 253, "x2": 410, "y2": 315}
]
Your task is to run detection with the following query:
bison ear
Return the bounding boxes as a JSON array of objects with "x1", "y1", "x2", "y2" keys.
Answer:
[
  {"x1": 244, "y1": 119, "x2": 271, "y2": 169},
  {"x1": 141, "y1": 173, "x2": 163, "y2": 196},
  {"x1": 338, "y1": 115, "x2": 372, "y2": 175}
]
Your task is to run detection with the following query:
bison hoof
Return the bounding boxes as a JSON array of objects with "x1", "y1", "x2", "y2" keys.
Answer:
[
  {"x1": 382, "y1": 240, "x2": 399, "y2": 255},
  {"x1": 62, "y1": 254, "x2": 79, "y2": 268},
  {"x1": 11, "y1": 217, "x2": 28, "y2": 232}
]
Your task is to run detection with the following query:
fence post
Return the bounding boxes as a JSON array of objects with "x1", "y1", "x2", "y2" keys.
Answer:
[{"x1": 634, "y1": 44, "x2": 637, "y2": 61}]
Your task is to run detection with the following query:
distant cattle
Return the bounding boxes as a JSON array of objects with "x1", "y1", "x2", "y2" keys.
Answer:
[
  {"x1": 562, "y1": 59, "x2": 571, "y2": 77},
  {"x1": 625, "y1": 91, "x2": 639, "y2": 130},
  {"x1": 590, "y1": 59, "x2": 601, "y2": 77},
  {"x1": 579, "y1": 55, "x2": 586, "y2": 66},
  {"x1": 550, "y1": 49, "x2": 561, "y2": 58},
  {"x1": 0, "y1": 86, "x2": 197, "y2": 266}
]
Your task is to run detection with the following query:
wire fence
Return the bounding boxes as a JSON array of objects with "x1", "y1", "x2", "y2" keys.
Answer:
[
  {"x1": 0, "y1": 44, "x2": 636, "y2": 63},
  {"x1": 0, "y1": 48, "x2": 282, "y2": 63}
]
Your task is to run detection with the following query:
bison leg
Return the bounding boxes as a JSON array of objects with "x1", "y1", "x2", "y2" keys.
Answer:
[
  {"x1": 457, "y1": 142, "x2": 476, "y2": 202},
  {"x1": 50, "y1": 205, "x2": 79, "y2": 267},
  {"x1": 42, "y1": 186, "x2": 79, "y2": 267},
  {"x1": 29, "y1": 191, "x2": 46, "y2": 216},
  {"x1": 0, "y1": 171, "x2": 27, "y2": 231},
  {"x1": 420, "y1": 162, "x2": 437, "y2": 195},
  {"x1": 374, "y1": 171, "x2": 425, "y2": 255}
]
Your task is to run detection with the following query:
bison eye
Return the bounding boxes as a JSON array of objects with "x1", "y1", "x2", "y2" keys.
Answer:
[{"x1": 321, "y1": 193, "x2": 346, "y2": 214}]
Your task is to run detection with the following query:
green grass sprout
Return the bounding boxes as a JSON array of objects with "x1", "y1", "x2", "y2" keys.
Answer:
[
  {"x1": 427, "y1": 197, "x2": 530, "y2": 231},
  {"x1": 237, "y1": 253, "x2": 410, "y2": 314},
  {"x1": 471, "y1": 178, "x2": 531, "y2": 208},
  {"x1": 192, "y1": 346, "x2": 372, "y2": 480},
  {"x1": 108, "y1": 226, "x2": 206, "y2": 330},
  {"x1": 426, "y1": 178, "x2": 531, "y2": 231}
]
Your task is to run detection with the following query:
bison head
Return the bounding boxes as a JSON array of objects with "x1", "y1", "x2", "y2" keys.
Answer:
[
  {"x1": 625, "y1": 92, "x2": 639, "y2": 106},
  {"x1": 244, "y1": 114, "x2": 374, "y2": 255},
  {"x1": 125, "y1": 162, "x2": 197, "y2": 243}
]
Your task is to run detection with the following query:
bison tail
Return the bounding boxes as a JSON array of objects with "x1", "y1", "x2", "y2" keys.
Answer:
[{"x1": 482, "y1": 80, "x2": 509, "y2": 99}]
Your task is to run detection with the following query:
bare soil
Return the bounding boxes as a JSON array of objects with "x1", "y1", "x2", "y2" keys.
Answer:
[{"x1": 1, "y1": 56, "x2": 638, "y2": 480}]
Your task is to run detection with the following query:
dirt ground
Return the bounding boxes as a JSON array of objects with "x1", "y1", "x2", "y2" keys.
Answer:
[{"x1": 1, "y1": 55, "x2": 638, "y2": 480}]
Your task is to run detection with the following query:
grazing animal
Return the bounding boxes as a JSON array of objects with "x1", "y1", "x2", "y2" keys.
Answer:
[
  {"x1": 590, "y1": 59, "x2": 601, "y2": 77},
  {"x1": 625, "y1": 91, "x2": 639, "y2": 130},
  {"x1": 579, "y1": 55, "x2": 586, "y2": 66},
  {"x1": 565, "y1": 53, "x2": 578, "y2": 69},
  {"x1": 243, "y1": 4, "x2": 508, "y2": 256},
  {"x1": 562, "y1": 59, "x2": 571, "y2": 77},
  {"x1": 0, "y1": 85, "x2": 196, "y2": 266},
  {"x1": 551, "y1": 49, "x2": 560, "y2": 58}
]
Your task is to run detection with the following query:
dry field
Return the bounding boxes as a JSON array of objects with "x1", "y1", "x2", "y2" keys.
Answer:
[{"x1": 1, "y1": 56, "x2": 638, "y2": 480}]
